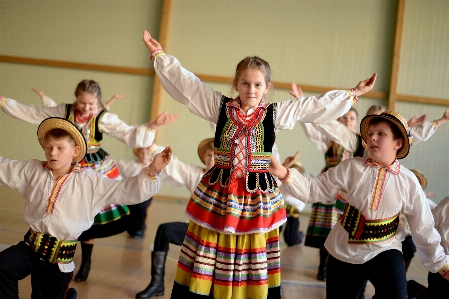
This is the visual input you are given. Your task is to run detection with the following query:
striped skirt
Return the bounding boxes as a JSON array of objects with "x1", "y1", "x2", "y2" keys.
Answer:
[
  {"x1": 186, "y1": 174, "x2": 286, "y2": 235},
  {"x1": 304, "y1": 196, "x2": 346, "y2": 249},
  {"x1": 171, "y1": 221, "x2": 281, "y2": 299},
  {"x1": 80, "y1": 148, "x2": 129, "y2": 225}
]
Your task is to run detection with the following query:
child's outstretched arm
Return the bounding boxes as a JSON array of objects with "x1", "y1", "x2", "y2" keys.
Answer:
[
  {"x1": 276, "y1": 73, "x2": 377, "y2": 129},
  {"x1": 149, "y1": 111, "x2": 179, "y2": 130},
  {"x1": 142, "y1": 30, "x2": 221, "y2": 123},
  {"x1": 31, "y1": 87, "x2": 57, "y2": 108},
  {"x1": 409, "y1": 108, "x2": 449, "y2": 146}
]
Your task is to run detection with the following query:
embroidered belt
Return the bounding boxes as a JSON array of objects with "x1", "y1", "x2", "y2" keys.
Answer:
[
  {"x1": 340, "y1": 204, "x2": 399, "y2": 244},
  {"x1": 24, "y1": 228, "x2": 77, "y2": 264},
  {"x1": 213, "y1": 149, "x2": 271, "y2": 172}
]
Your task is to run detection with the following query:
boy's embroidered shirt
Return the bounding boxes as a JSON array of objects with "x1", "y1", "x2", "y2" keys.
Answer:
[
  {"x1": 0, "y1": 97, "x2": 156, "y2": 148},
  {"x1": 280, "y1": 157, "x2": 449, "y2": 274},
  {"x1": 0, "y1": 157, "x2": 161, "y2": 241}
]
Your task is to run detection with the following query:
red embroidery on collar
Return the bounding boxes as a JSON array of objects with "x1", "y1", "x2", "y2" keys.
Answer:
[{"x1": 363, "y1": 158, "x2": 400, "y2": 175}]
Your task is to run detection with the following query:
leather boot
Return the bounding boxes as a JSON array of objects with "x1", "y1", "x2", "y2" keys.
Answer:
[
  {"x1": 75, "y1": 243, "x2": 93, "y2": 282},
  {"x1": 136, "y1": 251, "x2": 167, "y2": 299},
  {"x1": 317, "y1": 249, "x2": 328, "y2": 281},
  {"x1": 65, "y1": 288, "x2": 77, "y2": 299}
]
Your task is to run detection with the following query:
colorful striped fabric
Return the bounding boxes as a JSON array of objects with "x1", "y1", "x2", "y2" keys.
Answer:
[
  {"x1": 186, "y1": 176, "x2": 286, "y2": 235},
  {"x1": 172, "y1": 221, "x2": 281, "y2": 299}
]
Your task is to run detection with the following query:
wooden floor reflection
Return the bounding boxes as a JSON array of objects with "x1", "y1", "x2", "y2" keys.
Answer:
[{"x1": 0, "y1": 187, "x2": 428, "y2": 298}]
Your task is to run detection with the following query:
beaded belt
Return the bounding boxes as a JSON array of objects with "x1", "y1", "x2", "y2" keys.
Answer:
[
  {"x1": 340, "y1": 204, "x2": 399, "y2": 244},
  {"x1": 24, "y1": 228, "x2": 77, "y2": 264}
]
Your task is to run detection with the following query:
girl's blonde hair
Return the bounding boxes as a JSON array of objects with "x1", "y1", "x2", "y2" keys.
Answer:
[{"x1": 74, "y1": 79, "x2": 106, "y2": 110}]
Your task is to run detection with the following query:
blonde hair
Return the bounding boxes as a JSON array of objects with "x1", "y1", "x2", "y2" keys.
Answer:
[{"x1": 74, "y1": 79, "x2": 106, "y2": 110}]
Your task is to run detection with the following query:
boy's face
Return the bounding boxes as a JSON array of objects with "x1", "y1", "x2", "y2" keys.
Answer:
[
  {"x1": 44, "y1": 136, "x2": 80, "y2": 173},
  {"x1": 366, "y1": 121, "x2": 403, "y2": 167},
  {"x1": 203, "y1": 148, "x2": 215, "y2": 170}
]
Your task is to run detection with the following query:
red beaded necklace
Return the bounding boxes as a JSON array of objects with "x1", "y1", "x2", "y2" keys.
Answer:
[{"x1": 75, "y1": 111, "x2": 93, "y2": 124}]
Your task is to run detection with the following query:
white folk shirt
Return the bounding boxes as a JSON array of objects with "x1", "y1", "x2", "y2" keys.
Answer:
[
  {"x1": 301, "y1": 119, "x2": 439, "y2": 152},
  {"x1": 0, "y1": 98, "x2": 156, "y2": 149},
  {"x1": 0, "y1": 157, "x2": 161, "y2": 272},
  {"x1": 280, "y1": 157, "x2": 449, "y2": 274},
  {"x1": 432, "y1": 196, "x2": 449, "y2": 255},
  {"x1": 153, "y1": 54, "x2": 353, "y2": 171}
]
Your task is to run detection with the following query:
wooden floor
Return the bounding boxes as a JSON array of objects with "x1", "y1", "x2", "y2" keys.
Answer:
[{"x1": 0, "y1": 186, "x2": 429, "y2": 299}]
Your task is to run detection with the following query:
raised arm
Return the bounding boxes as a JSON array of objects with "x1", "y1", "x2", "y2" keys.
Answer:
[
  {"x1": 410, "y1": 108, "x2": 449, "y2": 146},
  {"x1": 143, "y1": 30, "x2": 225, "y2": 123},
  {"x1": 276, "y1": 74, "x2": 377, "y2": 130},
  {"x1": 31, "y1": 88, "x2": 58, "y2": 108},
  {"x1": 99, "y1": 110, "x2": 177, "y2": 148},
  {"x1": 104, "y1": 94, "x2": 126, "y2": 111}
]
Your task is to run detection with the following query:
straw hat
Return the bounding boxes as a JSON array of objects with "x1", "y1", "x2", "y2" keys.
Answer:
[
  {"x1": 197, "y1": 138, "x2": 214, "y2": 164},
  {"x1": 360, "y1": 111, "x2": 411, "y2": 159},
  {"x1": 410, "y1": 169, "x2": 427, "y2": 189},
  {"x1": 37, "y1": 117, "x2": 87, "y2": 162}
]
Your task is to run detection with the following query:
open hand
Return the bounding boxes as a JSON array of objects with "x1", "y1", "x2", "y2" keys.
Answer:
[
  {"x1": 143, "y1": 30, "x2": 162, "y2": 52},
  {"x1": 282, "y1": 150, "x2": 300, "y2": 168},
  {"x1": 353, "y1": 73, "x2": 377, "y2": 96},
  {"x1": 31, "y1": 88, "x2": 45, "y2": 99},
  {"x1": 407, "y1": 114, "x2": 427, "y2": 127},
  {"x1": 151, "y1": 111, "x2": 179, "y2": 129},
  {"x1": 289, "y1": 83, "x2": 304, "y2": 98},
  {"x1": 148, "y1": 146, "x2": 172, "y2": 175}
]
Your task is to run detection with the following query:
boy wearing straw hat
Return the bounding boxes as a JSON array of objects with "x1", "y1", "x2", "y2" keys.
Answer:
[
  {"x1": 0, "y1": 117, "x2": 171, "y2": 299},
  {"x1": 271, "y1": 111, "x2": 449, "y2": 298}
]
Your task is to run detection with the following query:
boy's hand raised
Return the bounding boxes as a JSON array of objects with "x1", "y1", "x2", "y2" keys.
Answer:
[{"x1": 353, "y1": 73, "x2": 377, "y2": 97}]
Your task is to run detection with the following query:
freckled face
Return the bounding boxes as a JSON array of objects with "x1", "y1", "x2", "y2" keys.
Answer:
[
  {"x1": 366, "y1": 122, "x2": 403, "y2": 167},
  {"x1": 233, "y1": 69, "x2": 270, "y2": 113}
]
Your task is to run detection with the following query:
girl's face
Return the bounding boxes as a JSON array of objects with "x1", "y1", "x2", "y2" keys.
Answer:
[
  {"x1": 366, "y1": 122, "x2": 403, "y2": 167},
  {"x1": 137, "y1": 148, "x2": 151, "y2": 166},
  {"x1": 338, "y1": 110, "x2": 358, "y2": 132},
  {"x1": 76, "y1": 92, "x2": 99, "y2": 116},
  {"x1": 233, "y1": 69, "x2": 270, "y2": 113}
]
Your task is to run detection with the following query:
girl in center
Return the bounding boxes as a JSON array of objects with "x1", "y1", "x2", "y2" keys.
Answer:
[{"x1": 142, "y1": 30, "x2": 376, "y2": 299}]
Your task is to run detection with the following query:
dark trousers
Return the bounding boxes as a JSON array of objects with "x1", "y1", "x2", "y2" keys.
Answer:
[
  {"x1": 0, "y1": 241, "x2": 72, "y2": 299},
  {"x1": 326, "y1": 249, "x2": 407, "y2": 299},
  {"x1": 427, "y1": 271, "x2": 449, "y2": 299},
  {"x1": 154, "y1": 221, "x2": 189, "y2": 252},
  {"x1": 127, "y1": 198, "x2": 152, "y2": 236},
  {"x1": 78, "y1": 198, "x2": 152, "y2": 240},
  {"x1": 280, "y1": 217, "x2": 302, "y2": 246}
]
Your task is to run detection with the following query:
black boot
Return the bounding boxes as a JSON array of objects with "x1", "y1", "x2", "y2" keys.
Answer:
[
  {"x1": 136, "y1": 251, "x2": 167, "y2": 299},
  {"x1": 65, "y1": 288, "x2": 77, "y2": 299},
  {"x1": 75, "y1": 242, "x2": 93, "y2": 282},
  {"x1": 317, "y1": 249, "x2": 328, "y2": 281}
]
